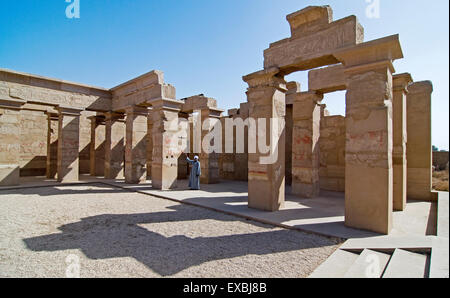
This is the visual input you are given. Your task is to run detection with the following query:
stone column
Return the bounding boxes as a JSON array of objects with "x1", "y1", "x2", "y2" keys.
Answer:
[
  {"x1": 151, "y1": 99, "x2": 183, "y2": 190},
  {"x1": 344, "y1": 62, "x2": 395, "y2": 234},
  {"x1": 392, "y1": 73, "x2": 412, "y2": 210},
  {"x1": 124, "y1": 106, "x2": 148, "y2": 184},
  {"x1": 407, "y1": 81, "x2": 434, "y2": 201},
  {"x1": 292, "y1": 91, "x2": 323, "y2": 198},
  {"x1": 243, "y1": 68, "x2": 287, "y2": 212},
  {"x1": 0, "y1": 99, "x2": 25, "y2": 186},
  {"x1": 147, "y1": 110, "x2": 153, "y2": 180},
  {"x1": 199, "y1": 108, "x2": 222, "y2": 184},
  {"x1": 233, "y1": 102, "x2": 250, "y2": 181},
  {"x1": 57, "y1": 107, "x2": 82, "y2": 183},
  {"x1": 89, "y1": 115, "x2": 106, "y2": 177},
  {"x1": 335, "y1": 35, "x2": 403, "y2": 234},
  {"x1": 104, "y1": 112, "x2": 125, "y2": 179},
  {"x1": 46, "y1": 113, "x2": 59, "y2": 179},
  {"x1": 177, "y1": 112, "x2": 189, "y2": 180}
]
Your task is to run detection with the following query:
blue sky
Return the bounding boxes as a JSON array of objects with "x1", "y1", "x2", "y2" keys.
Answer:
[{"x1": 0, "y1": 0, "x2": 448, "y2": 150}]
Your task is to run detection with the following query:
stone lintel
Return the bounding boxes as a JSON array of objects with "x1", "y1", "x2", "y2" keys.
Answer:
[
  {"x1": 308, "y1": 64, "x2": 346, "y2": 93},
  {"x1": 334, "y1": 34, "x2": 403, "y2": 68},
  {"x1": 0, "y1": 98, "x2": 26, "y2": 110},
  {"x1": 111, "y1": 70, "x2": 165, "y2": 93},
  {"x1": 264, "y1": 15, "x2": 363, "y2": 74},
  {"x1": 343, "y1": 60, "x2": 396, "y2": 77},
  {"x1": 286, "y1": 6, "x2": 333, "y2": 38},
  {"x1": 294, "y1": 91, "x2": 324, "y2": 104}
]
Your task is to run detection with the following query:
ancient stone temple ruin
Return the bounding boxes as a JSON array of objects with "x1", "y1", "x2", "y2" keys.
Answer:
[{"x1": 0, "y1": 6, "x2": 437, "y2": 235}]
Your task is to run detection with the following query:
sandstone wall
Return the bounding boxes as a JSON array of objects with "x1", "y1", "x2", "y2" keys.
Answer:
[
  {"x1": 0, "y1": 69, "x2": 112, "y2": 112},
  {"x1": 19, "y1": 110, "x2": 47, "y2": 176},
  {"x1": 319, "y1": 115, "x2": 346, "y2": 192}
]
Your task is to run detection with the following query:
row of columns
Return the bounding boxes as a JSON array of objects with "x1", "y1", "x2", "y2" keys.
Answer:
[
  {"x1": 243, "y1": 36, "x2": 434, "y2": 234},
  {"x1": 0, "y1": 98, "x2": 219, "y2": 189}
]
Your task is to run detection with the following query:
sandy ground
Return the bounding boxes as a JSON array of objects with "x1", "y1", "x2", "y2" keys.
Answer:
[{"x1": 0, "y1": 183, "x2": 340, "y2": 278}]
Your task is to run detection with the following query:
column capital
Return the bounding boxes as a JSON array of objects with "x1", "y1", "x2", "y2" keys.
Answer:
[
  {"x1": 243, "y1": 67, "x2": 287, "y2": 91},
  {"x1": 57, "y1": 106, "x2": 83, "y2": 116},
  {"x1": 150, "y1": 98, "x2": 183, "y2": 112},
  {"x1": 393, "y1": 73, "x2": 413, "y2": 93},
  {"x1": 87, "y1": 115, "x2": 106, "y2": 124},
  {"x1": 286, "y1": 81, "x2": 301, "y2": 94},
  {"x1": 294, "y1": 91, "x2": 324, "y2": 103},
  {"x1": 104, "y1": 111, "x2": 125, "y2": 121},
  {"x1": 201, "y1": 107, "x2": 224, "y2": 119},
  {"x1": 124, "y1": 105, "x2": 149, "y2": 116},
  {"x1": 408, "y1": 81, "x2": 433, "y2": 95}
]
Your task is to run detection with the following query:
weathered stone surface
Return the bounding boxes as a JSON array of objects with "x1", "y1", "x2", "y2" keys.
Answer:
[
  {"x1": 199, "y1": 108, "x2": 222, "y2": 184},
  {"x1": 335, "y1": 34, "x2": 404, "y2": 234},
  {"x1": 392, "y1": 73, "x2": 412, "y2": 211},
  {"x1": 308, "y1": 64, "x2": 346, "y2": 93},
  {"x1": 104, "y1": 112, "x2": 125, "y2": 179},
  {"x1": 46, "y1": 113, "x2": 58, "y2": 179},
  {"x1": 0, "y1": 68, "x2": 112, "y2": 111},
  {"x1": 125, "y1": 106, "x2": 148, "y2": 184},
  {"x1": 292, "y1": 91, "x2": 323, "y2": 198},
  {"x1": 319, "y1": 113, "x2": 346, "y2": 192},
  {"x1": 0, "y1": 100, "x2": 24, "y2": 186},
  {"x1": 181, "y1": 95, "x2": 218, "y2": 113},
  {"x1": 89, "y1": 115, "x2": 106, "y2": 177},
  {"x1": 111, "y1": 70, "x2": 176, "y2": 112},
  {"x1": 343, "y1": 59, "x2": 395, "y2": 235},
  {"x1": 243, "y1": 68, "x2": 286, "y2": 211},
  {"x1": 57, "y1": 107, "x2": 82, "y2": 183},
  {"x1": 151, "y1": 99, "x2": 183, "y2": 190},
  {"x1": 407, "y1": 81, "x2": 434, "y2": 201},
  {"x1": 19, "y1": 109, "x2": 47, "y2": 176},
  {"x1": 264, "y1": 6, "x2": 363, "y2": 74}
]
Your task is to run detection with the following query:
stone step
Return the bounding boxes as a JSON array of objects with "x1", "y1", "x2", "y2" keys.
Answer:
[
  {"x1": 429, "y1": 237, "x2": 449, "y2": 278},
  {"x1": 309, "y1": 249, "x2": 359, "y2": 278},
  {"x1": 437, "y1": 192, "x2": 449, "y2": 238},
  {"x1": 343, "y1": 249, "x2": 391, "y2": 278},
  {"x1": 382, "y1": 249, "x2": 428, "y2": 278}
]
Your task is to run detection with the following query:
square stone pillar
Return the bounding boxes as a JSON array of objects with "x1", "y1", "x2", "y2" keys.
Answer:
[
  {"x1": 125, "y1": 106, "x2": 148, "y2": 184},
  {"x1": 292, "y1": 91, "x2": 323, "y2": 198},
  {"x1": 199, "y1": 108, "x2": 222, "y2": 184},
  {"x1": 243, "y1": 68, "x2": 287, "y2": 212},
  {"x1": 0, "y1": 99, "x2": 25, "y2": 186},
  {"x1": 147, "y1": 110, "x2": 153, "y2": 180},
  {"x1": 151, "y1": 99, "x2": 183, "y2": 190},
  {"x1": 104, "y1": 112, "x2": 125, "y2": 179},
  {"x1": 407, "y1": 81, "x2": 434, "y2": 201},
  {"x1": 335, "y1": 35, "x2": 403, "y2": 234},
  {"x1": 57, "y1": 107, "x2": 82, "y2": 183},
  {"x1": 46, "y1": 113, "x2": 59, "y2": 179},
  {"x1": 89, "y1": 115, "x2": 106, "y2": 177},
  {"x1": 392, "y1": 73, "x2": 412, "y2": 211}
]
